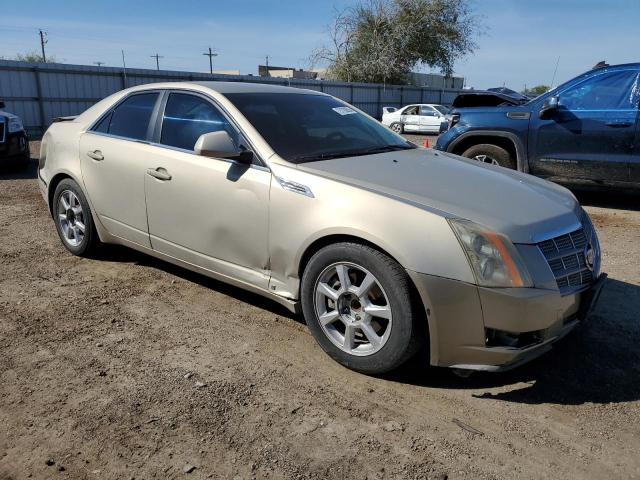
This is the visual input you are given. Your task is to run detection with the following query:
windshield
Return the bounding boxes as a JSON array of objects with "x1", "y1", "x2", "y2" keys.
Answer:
[
  {"x1": 433, "y1": 105, "x2": 449, "y2": 115},
  {"x1": 224, "y1": 92, "x2": 414, "y2": 163}
]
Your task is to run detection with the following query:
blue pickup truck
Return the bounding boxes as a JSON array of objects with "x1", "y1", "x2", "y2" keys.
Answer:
[{"x1": 435, "y1": 63, "x2": 640, "y2": 188}]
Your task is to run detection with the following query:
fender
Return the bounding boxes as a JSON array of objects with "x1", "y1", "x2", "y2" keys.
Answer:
[{"x1": 447, "y1": 130, "x2": 529, "y2": 173}]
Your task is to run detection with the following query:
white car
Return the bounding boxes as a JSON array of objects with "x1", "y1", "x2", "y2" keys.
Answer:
[{"x1": 382, "y1": 104, "x2": 449, "y2": 134}]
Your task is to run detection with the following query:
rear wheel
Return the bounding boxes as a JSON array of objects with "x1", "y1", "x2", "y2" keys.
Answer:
[
  {"x1": 390, "y1": 122, "x2": 404, "y2": 134},
  {"x1": 53, "y1": 179, "x2": 99, "y2": 257},
  {"x1": 462, "y1": 143, "x2": 516, "y2": 169},
  {"x1": 301, "y1": 242, "x2": 424, "y2": 375}
]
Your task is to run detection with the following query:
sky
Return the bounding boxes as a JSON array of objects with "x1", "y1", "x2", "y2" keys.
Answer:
[{"x1": 0, "y1": 0, "x2": 638, "y2": 90}]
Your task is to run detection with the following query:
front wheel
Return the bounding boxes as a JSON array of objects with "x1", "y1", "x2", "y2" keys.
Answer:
[
  {"x1": 52, "y1": 179, "x2": 99, "y2": 257},
  {"x1": 462, "y1": 143, "x2": 516, "y2": 169},
  {"x1": 301, "y1": 243, "x2": 424, "y2": 375}
]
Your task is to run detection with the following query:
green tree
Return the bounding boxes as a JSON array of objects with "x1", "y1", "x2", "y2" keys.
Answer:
[
  {"x1": 522, "y1": 85, "x2": 550, "y2": 96},
  {"x1": 13, "y1": 51, "x2": 57, "y2": 63},
  {"x1": 311, "y1": 0, "x2": 478, "y2": 84}
]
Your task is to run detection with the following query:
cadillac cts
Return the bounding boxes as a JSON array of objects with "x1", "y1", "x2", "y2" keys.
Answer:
[{"x1": 38, "y1": 82, "x2": 606, "y2": 375}]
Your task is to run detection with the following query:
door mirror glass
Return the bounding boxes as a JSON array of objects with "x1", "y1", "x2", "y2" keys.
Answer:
[
  {"x1": 194, "y1": 131, "x2": 253, "y2": 164},
  {"x1": 539, "y1": 95, "x2": 559, "y2": 119}
]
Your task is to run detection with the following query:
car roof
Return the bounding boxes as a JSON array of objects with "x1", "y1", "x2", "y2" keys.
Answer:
[{"x1": 191, "y1": 81, "x2": 322, "y2": 95}]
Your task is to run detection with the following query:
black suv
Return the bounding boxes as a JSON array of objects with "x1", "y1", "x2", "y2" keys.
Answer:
[
  {"x1": 435, "y1": 63, "x2": 640, "y2": 188},
  {"x1": 0, "y1": 100, "x2": 30, "y2": 169}
]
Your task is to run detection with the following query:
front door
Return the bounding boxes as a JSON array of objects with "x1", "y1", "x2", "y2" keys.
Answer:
[
  {"x1": 79, "y1": 91, "x2": 161, "y2": 247},
  {"x1": 418, "y1": 106, "x2": 442, "y2": 132},
  {"x1": 528, "y1": 69, "x2": 639, "y2": 182},
  {"x1": 144, "y1": 92, "x2": 271, "y2": 289}
]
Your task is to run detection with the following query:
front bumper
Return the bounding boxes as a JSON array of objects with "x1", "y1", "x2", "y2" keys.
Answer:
[{"x1": 407, "y1": 271, "x2": 607, "y2": 371}]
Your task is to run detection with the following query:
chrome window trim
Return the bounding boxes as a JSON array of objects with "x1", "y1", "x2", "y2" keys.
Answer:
[
  {"x1": 84, "y1": 129, "x2": 270, "y2": 173},
  {"x1": 86, "y1": 87, "x2": 269, "y2": 170}
]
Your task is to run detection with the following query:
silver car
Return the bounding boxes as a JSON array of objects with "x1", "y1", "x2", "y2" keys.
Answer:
[{"x1": 38, "y1": 82, "x2": 606, "y2": 375}]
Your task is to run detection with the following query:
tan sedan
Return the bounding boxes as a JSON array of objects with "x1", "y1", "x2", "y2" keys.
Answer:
[{"x1": 38, "y1": 82, "x2": 605, "y2": 375}]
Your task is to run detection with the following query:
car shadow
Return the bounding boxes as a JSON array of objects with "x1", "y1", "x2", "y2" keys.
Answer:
[
  {"x1": 0, "y1": 157, "x2": 37, "y2": 180},
  {"x1": 94, "y1": 244, "x2": 299, "y2": 321},
  {"x1": 574, "y1": 188, "x2": 640, "y2": 211},
  {"x1": 386, "y1": 277, "x2": 640, "y2": 405}
]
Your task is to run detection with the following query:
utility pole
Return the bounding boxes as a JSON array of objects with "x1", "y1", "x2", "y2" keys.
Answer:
[
  {"x1": 94, "y1": 61, "x2": 105, "y2": 67},
  {"x1": 150, "y1": 53, "x2": 163, "y2": 71},
  {"x1": 265, "y1": 55, "x2": 269, "y2": 68},
  {"x1": 39, "y1": 29, "x2": 47, "y2": 62},
  {"x1": 202, "y1": 47, "x2": 218, "y2": 74}
]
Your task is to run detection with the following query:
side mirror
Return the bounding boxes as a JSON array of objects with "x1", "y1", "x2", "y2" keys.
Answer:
[
  {"x1": 0, "y1": 101, "x2": 5, "y2": 109},
  {"x1": 539, "y1": 96, "x2": 559, "y2": 119},
  {"x1": 194, "y1": 131, "x2": 253, "y2": 164}
]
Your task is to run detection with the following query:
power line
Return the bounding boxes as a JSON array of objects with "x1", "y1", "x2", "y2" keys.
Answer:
[
  {"x1": 202, "y1": 47, "x2": 218, "y2": 74},
  {"x1": 150, "y1": 53, "x2": 163, "y2": 70},
  {"x1": 39, "y1": 29, "x2": 47, "y2": 62}
]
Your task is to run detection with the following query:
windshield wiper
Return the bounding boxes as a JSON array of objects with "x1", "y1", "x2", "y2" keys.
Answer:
[{"x1": 292, "y1": 144, "x2": 416, "y2": 163}]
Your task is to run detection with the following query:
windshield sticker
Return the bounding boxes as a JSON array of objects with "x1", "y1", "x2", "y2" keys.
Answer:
[{"x1": 332, "y1": 106, "x2": 357, "y2": 116}]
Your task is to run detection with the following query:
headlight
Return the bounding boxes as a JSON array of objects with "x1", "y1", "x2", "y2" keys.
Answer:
[
  {"x1": 8, "y1": 117, "x2": 24, "y2": 133},
  {"x1": 449, "y1": 218, "x2": 533, "y2": 288}
]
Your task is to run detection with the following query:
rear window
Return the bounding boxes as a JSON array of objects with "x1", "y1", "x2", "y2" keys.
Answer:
[{"x1": 95, "y1": 93, "x2": 159, "y2": 141}]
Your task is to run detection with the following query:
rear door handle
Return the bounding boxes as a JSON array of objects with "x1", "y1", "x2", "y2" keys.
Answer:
[
  {"x1": 87, "y1": 150, "x2": 104, "y2": 161},
  {"x1": 146, "y1": 168, "x2": 172, "y2": 181},
  {"x1": 605, "y1": 121, "x2": 633, "y2": 128}
]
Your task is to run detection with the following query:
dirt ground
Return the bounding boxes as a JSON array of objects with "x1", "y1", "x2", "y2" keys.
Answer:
[{"x1": 1, "y1": 142, "x2": 639, "y2": 480}]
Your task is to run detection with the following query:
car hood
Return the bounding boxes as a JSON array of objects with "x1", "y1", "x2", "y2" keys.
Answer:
[{"x1": 297, "y1": 148, "x2": 580, "y2": 244}]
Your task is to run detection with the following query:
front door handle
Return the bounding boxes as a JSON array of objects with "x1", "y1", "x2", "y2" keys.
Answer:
[
  {"x1": 146, "y1": 168, "x2": 172, "y2": 181},
  {"x1": 87, "y1": 150, "x2": 104, "y2": 161}
]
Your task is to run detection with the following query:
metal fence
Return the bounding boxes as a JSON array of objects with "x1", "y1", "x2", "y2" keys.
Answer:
[{"x1": 0, "y1": 59, "x2": 465, "y2": 137}]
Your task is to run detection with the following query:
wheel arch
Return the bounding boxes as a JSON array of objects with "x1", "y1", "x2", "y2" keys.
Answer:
[
  {"x1": 447, "y1": 131, "x2": 528, "y2": 172},
  {"x1": 47, "y1": 172, "x2": 76, "y2": 216},
  {"x1": 296, "y1": 233, "x2": 431, "y2": 352}
]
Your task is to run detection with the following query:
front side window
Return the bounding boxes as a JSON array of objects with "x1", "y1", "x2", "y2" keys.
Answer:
[
  {"x1": 225, "y1": 92, "x2": 413, "y2": 163},
  {"x1": 433, "y1": 105, "x2": 449, "y2": 115},
  {"x1": 104, "y1": 93, "x2": 159, "y2": 140},
  {"x1": 419, "y1": 106, "x2": 436, "y2": 116},
  {"x1": 160, "y1": 93, "x2": 236, "y2": 151},
  {"x1": 559, "y1": 71, "x2": 640, "y2": 111}
]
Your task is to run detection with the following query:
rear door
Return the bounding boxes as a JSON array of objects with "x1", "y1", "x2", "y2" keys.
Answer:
[
  {"x1": 144, "y1": 91, "x2": 271, "y2": 289},
  {"x1": 79, "y1": 92, "x2": 161, "y2": 247},
  {"x1": 528, "y1": 69, "x2": 640, "y2": 182},
  {"x1": 400, "y1": 105, "x2": 420, "y2": 131}
]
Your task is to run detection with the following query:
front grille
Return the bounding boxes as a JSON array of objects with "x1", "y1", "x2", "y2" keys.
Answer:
[{"x1": 537, "y1": 218, "x2": 598, "y2": 295}]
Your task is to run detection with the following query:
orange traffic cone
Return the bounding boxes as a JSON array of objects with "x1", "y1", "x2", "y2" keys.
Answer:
[{"x1": 423, "y1": 138, "x2": 429, "y2": 148}]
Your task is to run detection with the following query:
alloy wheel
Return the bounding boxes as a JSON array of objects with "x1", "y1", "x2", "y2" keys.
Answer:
[
  {"x1": 57, "y1": 190, "x2": 86, "y2": 247},
  {"x1": 391, "y1": 124, "x2": 402, "y2": 133},
  {"x1": 473, "y1": 154, "x2": 500, "y2": 166},
  {"x1": 314, "y1": 262, "x2": 392, "y2": 356}
]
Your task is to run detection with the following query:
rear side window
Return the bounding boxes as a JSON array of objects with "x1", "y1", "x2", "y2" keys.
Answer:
[
  {"x1": 101, "y1": 93, "x2": 159, "y2": 141},
  {"x1": 160, "y1": 93, "x2": 235, "y2": 151}
]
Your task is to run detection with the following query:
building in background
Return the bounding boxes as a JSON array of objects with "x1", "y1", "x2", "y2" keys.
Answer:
[
  {"x1": 258, "y1": 65, "x2": 318, "y2": 80},
  {"x1": 406, "y1": 72, "x2": 464, "y2": 89},
  {"x1": 212, "y1": 69, "x2": 241, "y2": 75}
]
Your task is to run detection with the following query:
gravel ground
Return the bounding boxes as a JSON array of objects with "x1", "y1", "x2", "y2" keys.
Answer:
[{"x1": 1, "y1": 142, "x2": 639, "y2": 479}]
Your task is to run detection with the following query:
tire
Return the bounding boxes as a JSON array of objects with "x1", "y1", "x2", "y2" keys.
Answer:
[
  {"x1": 390, "y1": 122, "x2": 404, "y2": 134},
  {"x1": 301, "y1": 242, "x2": 424, "y2": 375},
  {"x1": 462, "y1": 143, "x2": 516, "y2": 169},
  {"x1": 52, "y1": 179, "x2": 99, "y2": 257}
]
